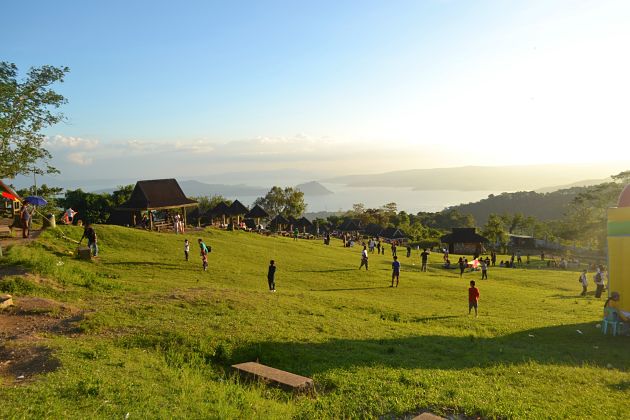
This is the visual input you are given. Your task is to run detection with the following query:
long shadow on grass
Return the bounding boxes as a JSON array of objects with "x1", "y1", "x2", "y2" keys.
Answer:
[
  {"x1": 229, "y1": 322, "x2": 630, "y2": 376},
  {"x1": 294, "y1": 269, "x2": 357, "y2": 273},
  {"x1": 311, "y1": 286, "x2": 391, "y2": 292},
  {"x1": 103, "y1": 261, "x2": 182, "y2": 268}
]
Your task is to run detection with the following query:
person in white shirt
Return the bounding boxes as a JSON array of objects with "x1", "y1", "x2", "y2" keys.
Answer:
[
  {"x1": 579, "y1": 269, "x2": 588, "y2": 296},
  {"x1": 359, "y1": 246, "x2": 369, "y2": 270}
]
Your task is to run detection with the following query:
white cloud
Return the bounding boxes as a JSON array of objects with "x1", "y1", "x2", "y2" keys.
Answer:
[
  {"x1": 47, "y1": 135, "x2": 99, "y2": 150},
  {"x1": 67, "y1": 152, "x2": 93, "y2": 166}
]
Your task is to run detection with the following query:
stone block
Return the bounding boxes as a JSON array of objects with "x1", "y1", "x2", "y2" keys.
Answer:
[
  {"x1": 77, "y1": 247, "x2": 92, "y2": 260},
  {"x1": 232, "y1": 362, "x2": 314, "y2": 393},
  {"x1": 0, "y1": 294, "x2": 13, "y2": 309}
]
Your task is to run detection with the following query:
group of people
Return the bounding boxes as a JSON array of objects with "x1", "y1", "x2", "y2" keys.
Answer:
[
  {"x1": 579, "y1": 264, "x2": 608, "y2": 298},
  {"x1": 183, "y1": 238, "x2": 211, "y2": 271}
]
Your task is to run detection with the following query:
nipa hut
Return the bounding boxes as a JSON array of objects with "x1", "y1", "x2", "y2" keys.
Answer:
[
  {"x1": 117, "y1": 179, "x2": 198, "y2": 230},
  {"x1": 441, "y1": 228, "x2": 489, "y2": 255}
]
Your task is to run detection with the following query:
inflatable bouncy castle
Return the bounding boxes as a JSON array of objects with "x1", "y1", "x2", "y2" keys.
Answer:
[{"x1": 606, "y1": 185, "x2": 630, "y2": 332}]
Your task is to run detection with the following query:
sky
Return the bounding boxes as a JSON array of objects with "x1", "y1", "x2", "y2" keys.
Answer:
[{"x1": 3, "y1": 0, "x2": 630, "y2": 185}]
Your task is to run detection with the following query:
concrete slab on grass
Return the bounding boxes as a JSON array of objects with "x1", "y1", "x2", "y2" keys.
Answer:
[
  {"x1": 232, "y1": 362, "x2": 314, "y2": 392},
  {"x1": 413, "y1": 413, "x2": 445, "y2": 420}
]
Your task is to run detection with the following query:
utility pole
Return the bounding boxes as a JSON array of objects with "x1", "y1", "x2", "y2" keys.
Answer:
[{"x1": 32, "y1": 168, "x2": 38, "y2": 196}]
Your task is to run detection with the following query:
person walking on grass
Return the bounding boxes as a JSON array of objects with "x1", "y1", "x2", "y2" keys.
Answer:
[
  {"x1": 481, "y1": 259, "x2": 488, "y2": 279},
  {"x1": 420, "y1": 248, "x2": 430, "y2": 272},
  {"x1": 184, "y1": 239, "x2": 190, "y2": 261},
  {"x1": 406, "y1": 244, "x2": 412, "y2": 258},
  {"x1": 491, "y1": 250, "x2": 496, "y2": 267},
  {"x1": 267, "y1": 260, "x2": 276, "y2": 292},
  {"x1": 359, "y1": 246, "x2": 369, "y2": 270},
  {"x1": 20, "y1": 204, "x2": 32, "y2": 238},
  {"x1": 81, "y1": 223, "x2": 98, "y2": 257},
  {"x1": 579, "y1": 269, "x2": 588, "y2": 296},
  {"x1": 198, "y1": 238, "x2": 210, "y2": 271},
  {"x1": 391, "y1": 242, "x2": 397, "y2": 257},
  {"x1": 377, "y1": 240, "x2": 381, "y2": 254},
  {"x1": 458, "y1": 257, "x2": 465, "y2": 277},
  {"x1": 594, "y1": 266, "x2": 605, "y2": 298},
  {"x1": 469, "y1": 280, "x2": 480, "y2": 317},
  {"x1": 391, "y1": 256, "x2": 400, "y2": 287}
]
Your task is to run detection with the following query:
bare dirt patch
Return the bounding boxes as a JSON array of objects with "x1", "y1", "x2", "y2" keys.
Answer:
[{"x1": 0, "y1": 296, "x2": 84, "y2": 385}]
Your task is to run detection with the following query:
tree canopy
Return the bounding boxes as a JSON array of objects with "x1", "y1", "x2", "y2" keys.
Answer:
[
  {"x1": 0, "y1": 62, "x2": 69, "y2": 178},
  {"x1": 254, "y1": 186, "x2": 306, "y2": 218}
]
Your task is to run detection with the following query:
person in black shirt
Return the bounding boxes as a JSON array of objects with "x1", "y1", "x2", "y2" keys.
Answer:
[
  {"x1": 420, "y1": 248, "x2": 430, "y2": 272},
  {"x1": 267, "y1": 260, "x2": 276, "y2": 292},
  {"x1": 81, "y1": 223, "x2": 98, "y2": 257}
]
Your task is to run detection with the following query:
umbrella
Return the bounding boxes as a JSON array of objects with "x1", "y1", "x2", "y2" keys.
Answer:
[{"x1": 24, "y1": 196, "x2": 47, "y2": 206}]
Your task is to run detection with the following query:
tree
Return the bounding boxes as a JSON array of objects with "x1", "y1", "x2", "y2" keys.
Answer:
[
  {"x1": 482, "y1": 214, "x2": 507, "y2": 250},
  {"x1": 254, "y1": 186, "x2": 306, "y2": 218},
  {"x1": 111, "y1": 185, "x2": 134, "y2": 207},
  {"x1": 191, "y1": 194, "x2": 231, "y2": 215},
  {"x1": 0, "y1": 62, "x2": 69, "y2": 178}
]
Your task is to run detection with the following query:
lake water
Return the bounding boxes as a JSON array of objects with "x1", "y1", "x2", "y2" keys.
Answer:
[{"x1": 232, "y1": 184, "x2": 506, "y2": 214}]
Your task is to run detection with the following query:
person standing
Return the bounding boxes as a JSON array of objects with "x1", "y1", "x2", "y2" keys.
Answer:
[
  {"x1": 198, "y1": 238, "x2": 210, "y2": 271},
  {"x1": 579, "y1": 269, "x2": 588, "y2": 296},
  {"x1": 391, "y1": 242, "x2": 397, "y2": 257},
  {"x1": 491, "y1": 251, "x2": 496, "y2": 267},
  {"x1": 81, "y1": 223, "x2": 98, "y2": 257},
  {"x1": 420, "y1": 248, "x2": 430, "y2": 272},
  {"x1": 481, "y1": 259, "x2": 488, "y2": 279},
  {"x1": 391, "y1": 256, "x2": 400, "y2": 287},
  {"x1": 184, "y1": 239, "x2": 190, "y2": 261},
  {"x1": 406, "y1": 245, "x2": 412, "y2": 258},
  {"x1": 293, "y1": 227, "x2": 299, "y2": 241},
  {"x1": 594, "y1": 266, "x2": 605, "y2": 298},
  {"x1": 458, "y1": 257, "x2": 465, "y2": 278},
  {"x1": 468, "y1": 280, "x2": 480, "y2": 317},
  {"x1": 359, "y1": 246, "x2": 369, "y2": 270},
  {"x1": 20, "y1": 204, "x2": 32, "y2": 238},
  {"x1": 267, "y1": 260, "x2": 276, "y2": 292},
  {"x1": 377, "y1": 240, "x2": 381, "y2": 254}
]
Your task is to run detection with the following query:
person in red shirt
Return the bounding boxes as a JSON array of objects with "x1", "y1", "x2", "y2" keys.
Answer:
[{"x1": 468, "y1": 280, "x2": 480, "y2": 317}]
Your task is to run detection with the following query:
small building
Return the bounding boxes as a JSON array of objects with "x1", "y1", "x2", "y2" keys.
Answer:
[
  {"x1": 441, "y1": 228, "x2": 489, "y2": 255},
  {"x1": 117, "y1": 179, "x2": 198, "y2": 230},
  {"x1": 380, "y1": 227, "x2": 408, "y2": 244},
  {"x1": 508, "y1": 234, "x2": 536, "y2": 249},
  {"x1": 338, "y1": 219, "x2": 362, "y2": 233}
]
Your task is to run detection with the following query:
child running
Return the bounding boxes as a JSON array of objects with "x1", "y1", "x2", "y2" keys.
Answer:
[
  {"x1": 391, "y1": 256, "x2": 400, "y2": 287},
  {"x1": 184, "y1": 239, "x2": 190, "y2": 261},
  {"x1": 468, "y1": 280, "x2": 480, "y2": 317}
]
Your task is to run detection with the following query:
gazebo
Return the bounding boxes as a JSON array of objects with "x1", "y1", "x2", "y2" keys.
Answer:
[
  {"x1": 245, "y1": 204, "x2": 269, "y2": 227},
  {"x1": 364, "y1": 223, "x2": 384, "y2": 237},
  {"x1": 117, "y1": 179, "x2": 198, "y2": 230},
  {"x1": 207, "y1": 202, "x2": 230, "y2": 225},
  {"x1": 380, "y1": 227, "x2": 408, "y2": 243},
  {"x1": 441, "y1": 228, "x2": 489, "y2": 255},
  {"x1": 228, "y1": 199, "x2": 249, "y2": 225},
  {"x1": 296, "y1": 216, "x2": 313, "y2": 233},
  {"x1": 270, "y1": 214, "x2": 289, "y2": 231},
  {"x1": 338, "y1": 219, "x2": 362, "y2": 232}
]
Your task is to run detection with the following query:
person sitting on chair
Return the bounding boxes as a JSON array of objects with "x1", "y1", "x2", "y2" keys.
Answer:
[{"x1": 605, "y1": 292, "x2": 630, "y2": 322}]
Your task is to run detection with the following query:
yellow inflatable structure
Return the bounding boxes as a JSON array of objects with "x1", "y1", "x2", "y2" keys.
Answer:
[{"x1": 607, "y1": 185, "x2": 630, "y2": 314}]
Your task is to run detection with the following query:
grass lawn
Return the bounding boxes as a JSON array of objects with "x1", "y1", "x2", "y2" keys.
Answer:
[{"x1": 0, "y1": 225, "x2": 628, "y2": 419}]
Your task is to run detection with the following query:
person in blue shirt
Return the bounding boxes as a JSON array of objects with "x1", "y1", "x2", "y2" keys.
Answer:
[{"x1": 391, "y1": 256, "x2": 400, "y2": 287}]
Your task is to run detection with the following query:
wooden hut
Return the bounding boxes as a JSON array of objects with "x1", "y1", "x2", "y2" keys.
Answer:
[
  {"x1": 296, "y1": 216, "x2": 313, "y2": 233},
  {"x1": 441, "y1": 228, "x2": 489, "y2": 255},
  {"x1": 207, "y1": 202, "x2": 230, "y2": 225},
  {"x1": 380, "y1": 227, "x2": 408, "y2": 243},
  {"x1": 245, "y1": 204, "x2": 269, "y2": 227},
  {"x1": 0, "y1": 180, "x2": 22, "y2": 218},
  {"x1": 228, "y1": 200, "x2": 249, "y2": 226},
  {"x1": 338, "y1": 219, "x2": 363, "y2": 233},
  {"x1": 117, "y1": 179, "x2": 198, "y2": 231},
  {"x1": 270, "y1": 214, "x2": 289, "y2": 232},
  {"x1": 364, "y1": 223, "x2": 384, "y2": 237}
]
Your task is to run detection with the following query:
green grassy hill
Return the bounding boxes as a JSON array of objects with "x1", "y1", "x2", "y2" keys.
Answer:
[{"x1": 1, "y1": 225, "x2": 628, "y2": 419}]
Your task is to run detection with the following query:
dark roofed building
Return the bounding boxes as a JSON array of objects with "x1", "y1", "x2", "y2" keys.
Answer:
[
  {"x1": 338, "y1": 219, "x2": 362, "y2": 232},
  {"x1": 380, "y1": 227, "x2": 407, "y2": 242},
  {"x1": 228, "y1": 200, "x2": 249, "y2": 225},
  {"x1": 117, "y1": 179, "x2": 198, "y2": 230},
  {"x1": 364, "y1": 223, "x2": 384, "y2": 237},
  {"x1": 441, "y1": 227, "x2": 489, "y2": 255}
]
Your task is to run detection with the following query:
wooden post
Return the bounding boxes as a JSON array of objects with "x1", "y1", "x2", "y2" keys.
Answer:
[
  {"x1": 183, "y1": 207, "x2": 187, "y2": 230},
  {"x1": 149, "y1": 209, "x2": 154, "y2": 231}
]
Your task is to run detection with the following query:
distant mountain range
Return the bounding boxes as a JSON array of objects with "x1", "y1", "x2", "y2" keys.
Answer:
[{"x1": 325, "y1": 164, "x2": 623, "y2": 192}]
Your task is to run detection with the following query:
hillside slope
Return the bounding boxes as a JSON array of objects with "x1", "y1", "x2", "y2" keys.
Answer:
[{"x1": 0, "y1": 225, "x2": 627, "y2": 419}]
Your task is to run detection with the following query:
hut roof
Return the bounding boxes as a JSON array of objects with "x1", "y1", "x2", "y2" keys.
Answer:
[
  {"x1": 338, "y1": 219, "x2": 362, "y2": 232},
  {"x1": 119, "y1": 179, "x2": 197, "y2": 210},
  {"x1": 364, "y1": 223, "x2": 384, "y2": 236},
  {"x1": 228, "y1": 199, "x2": 249, "y2": 216},
  {"x1": 0, "y1": 180, "x2": 21, "y2": 201},
  {"x1": 297, "y1": 216, "x2": 313, "y2": 227},
  {"x1": 270, "y1": 214, "x2": 289, "y2": 225},
  {"x1": 245, "y1": 204, "x2": 269, "y2": 219},
  {"x1": 380, "y1": 227, "x2": 407, "y2": 239},
  {"x1": 441, "y1": 228, "x2": 488, "y2": 244},
  {"x1": 208, "y1": 202, "x2": 231, "y2": 217}
]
